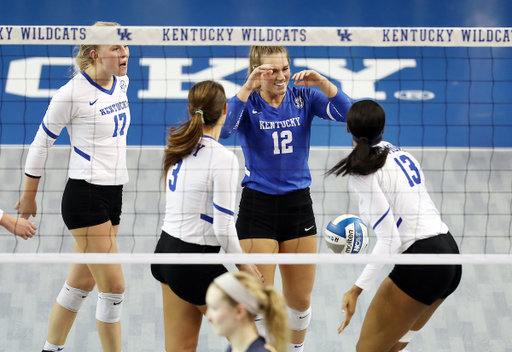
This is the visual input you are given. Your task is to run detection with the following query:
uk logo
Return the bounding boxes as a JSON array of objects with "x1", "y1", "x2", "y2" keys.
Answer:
[
  {"x1": 337, "y1": 29, "x2": 352, "y2": 42},
  {"x1": 120, "y1": 80, "x2": 127, "y2": 93},
  {"x1": 294, "y1": 96, "x2": 304, "y2": 109},
  {"x1": 117, "y1": 28, "x2": 132, "y2": 41}
]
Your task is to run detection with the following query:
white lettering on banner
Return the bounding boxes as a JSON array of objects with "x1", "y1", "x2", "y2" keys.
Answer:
[
  {"x1": 5, "y1": 57, "x2": 74, "y2": 98},
  {"x1": 5, "y1": 57, "x2": 416, "y2": 100},
  {"x1": 294, "y1": 58, "x2": 416, "y2": 100},
  {"x1": 137, "y1": 57, "x2": 248, "y2": 99}
]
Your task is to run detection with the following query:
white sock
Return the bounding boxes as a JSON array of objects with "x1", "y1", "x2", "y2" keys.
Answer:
[
  {"x1": 290, "y1": 342, "x2": 304, "y2": 352},
  {"x1": 43, "y1": 341, "x2": 64, "y2": 351}
]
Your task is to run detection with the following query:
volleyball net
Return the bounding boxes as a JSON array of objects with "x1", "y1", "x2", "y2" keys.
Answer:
[{"x1": 0, "y1": 26, "x2": 511, "y2": 264}]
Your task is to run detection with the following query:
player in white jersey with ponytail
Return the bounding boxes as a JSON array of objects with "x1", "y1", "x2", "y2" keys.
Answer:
[
  {"x1": 328, "y1": 100, "x2": 462, "y2": 352},
  {"x1": 15, "y1": 21, "x2": 130, "y2": 352},
  {"x1": 151, "y1": 80, "x2": 262, "y2": 352}
]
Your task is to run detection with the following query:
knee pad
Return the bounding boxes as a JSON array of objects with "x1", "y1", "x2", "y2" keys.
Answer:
[
  {"x1": 96, "y1": 292, "x2": 124, "y2": 323},
  {"x1": 399, "y1": 330, "x2": 417, "y2": 343},
  {"x1": 287, "y1": 306, "x2": 312, "y2": 331},
  {"x1": 56, "y1": 281, "x2": 91, "y2": 312}
]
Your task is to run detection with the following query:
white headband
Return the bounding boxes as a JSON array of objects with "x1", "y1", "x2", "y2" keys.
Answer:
[{"x1": 214, "y1": 273, "x2": 260, "y2": 315}]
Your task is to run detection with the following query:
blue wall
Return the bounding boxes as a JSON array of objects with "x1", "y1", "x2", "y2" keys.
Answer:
[{"x1": 1, "y1": 0, "x2": 511, "y2": 147}]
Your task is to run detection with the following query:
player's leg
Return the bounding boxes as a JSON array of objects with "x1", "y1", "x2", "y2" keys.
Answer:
[
  {"x1": 279, "y1": 235, "x2": 317, "y2": 350},
  {"x1": 161, "y1": 283, "x2": 205, "y2": 352},
  {"x1": 388, "y1": 298, "x2": 444, "y2": 352},
  {"x1": 240, "y1": 238, "x2": 278, "y2": 286},
  {"x1": 356, "y1": 277, "x2": 430, "y2": 352},
  {"x1": 72, "y1": 222, "x2": 125, "y2": 352},
  {"x1": 44, "y1": 243, "x2": 96, "y2": 349}
]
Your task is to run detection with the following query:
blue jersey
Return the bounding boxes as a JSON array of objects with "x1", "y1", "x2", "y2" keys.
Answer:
[
  {"x1": 221, "y1": 87, "x2": 353, "y2": 195},
  {"x1": 226, "y1": 336, "x2": 276, "y2": 352}
]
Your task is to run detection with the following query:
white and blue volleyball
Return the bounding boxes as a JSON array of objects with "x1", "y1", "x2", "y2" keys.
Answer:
[{"x1": 325, "y1": 214, "x2": 369, "y2": 254}]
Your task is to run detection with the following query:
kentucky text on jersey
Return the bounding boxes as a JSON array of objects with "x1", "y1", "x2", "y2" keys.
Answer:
[
  {"x1": 162, "y1": 28, "x2": 234, "y2": 41},
  {"x1": 100, "y1": 101, "x2": 129, "y2": 116},
  {"x1": 259, "y1": 117, "x2": 301, "y2": 130},
  {"x1": 20, "y1": 27, "x2": 86, "y2": 40}
]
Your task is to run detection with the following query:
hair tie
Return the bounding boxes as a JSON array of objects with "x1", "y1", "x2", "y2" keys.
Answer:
[
  {"x1": 350, "y1": 128, "x2": 384, "y2": 146},
  {"x1": 195, "y1": 109, "x2": 205, "y2": 124}
]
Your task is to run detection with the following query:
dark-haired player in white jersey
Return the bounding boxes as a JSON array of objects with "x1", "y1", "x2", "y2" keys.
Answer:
[
  {"x1": 329, "y1": 100, "x2": 462, "y2": 352},
  {"x1": 151, "y1": 80, "x2": 261, "y2": 352},
  {"x1": 221, "y1": 46, "x2": 353, "y2": 352},
  {"x1": 15, "y1": 21, "x2": 130, "y2": 352}
]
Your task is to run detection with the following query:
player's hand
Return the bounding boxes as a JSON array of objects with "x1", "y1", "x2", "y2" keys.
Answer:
[
  {"x1": 0, "y1": 213, "x2": 37, "y2": 240},
  {"x1": 236, "y1": 263, "x2": 265, "y2": 284},
  {"x1": 292, "y1": 70, "x2": 326, "y2": 87},
  {"x1": 338, "y1": 285, "x2": 362, "y2": 334},
  {"x1": 245, "y1": 64, "x2": 275, "y2": 91},
  {"x1": 14, "y1": 196, "x2": 37, "y2": 220}
]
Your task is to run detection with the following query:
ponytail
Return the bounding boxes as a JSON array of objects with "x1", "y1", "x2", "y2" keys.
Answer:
[
  {"x1": 327, "y1": 99, "x2": 388, "y2": 177},
  {"x1": 262, "y1": 286, "x2": 290, "y2": 352},
  {"x1": 163, "y1": 80, "x2": 226, "y2": 178}
]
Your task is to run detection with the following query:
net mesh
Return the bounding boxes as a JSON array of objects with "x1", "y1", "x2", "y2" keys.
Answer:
[
  {"x1": 0, "y1": 26, "x2": 511, "y2": 264},
  {"x1": 1, "y1": 26, "x2": 512, "y2": 352}
]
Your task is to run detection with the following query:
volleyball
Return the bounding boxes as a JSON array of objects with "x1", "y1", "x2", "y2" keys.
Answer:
[{"x1": 325, "y1": 214, "x2": 369, "y2": 254}]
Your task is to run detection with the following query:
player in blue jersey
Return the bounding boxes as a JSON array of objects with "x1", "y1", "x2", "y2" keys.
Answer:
[
  {"x1": 330, "y1": 100, "x2": 461, "y2": 352},
  {"x1": 206, "y1": 271, "x2": 289, "y2": 352},
  {"x1": 221, "y1": 46, "x2": 353, "y2": 351},
  {"x1": 151, "y1": 80, "x2": 262, "y2": 352},
  {"x1": 15, "y1": 21, "x2": 130, "y2": 352},
  {"x1": 0, "y1": 208, "x2": 36, "y2": 239}
]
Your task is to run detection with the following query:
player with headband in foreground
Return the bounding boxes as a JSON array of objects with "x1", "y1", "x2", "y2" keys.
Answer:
[{"x1": 207, "y1": 271, "x2": 289, "y2": 352}]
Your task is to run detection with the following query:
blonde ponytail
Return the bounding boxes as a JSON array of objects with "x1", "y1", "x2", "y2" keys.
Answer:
[{"x1": 262, "y1": 286, "x2": 290, "y2": 352}]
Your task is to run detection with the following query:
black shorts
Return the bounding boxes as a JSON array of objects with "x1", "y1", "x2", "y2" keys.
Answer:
[
  {"x1": 151, "y1": 231, "x2": 228, "y2": 306},
  {"x1": 389, "y1": 232, "x2": 462, "y2": 305},
  {"x1": 61, "y1": 178, "x2": 123, "y2": 230},
  {"x1": 236, "y1": 187, "x2": 317, "y2": 243}
]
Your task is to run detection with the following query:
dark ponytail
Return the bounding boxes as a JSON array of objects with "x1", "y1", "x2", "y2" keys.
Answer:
[
  {"x1": 163, "y1": 80, "x2": 226, "y2": 177},
  {"x1": 326, "y1": 100, "x2": 388, "y2": 177}
]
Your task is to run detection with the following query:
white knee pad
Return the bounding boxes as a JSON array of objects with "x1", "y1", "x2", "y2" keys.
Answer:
[
  {"x1": 398, "y1": 330, "x2": 417, "y2": 343},
  {"x1": 287, "y1": 306, "x2": 312, "y2": 331},
  {"x1": 96, "y1": 292, "x2": 124, "y2": 323},
  {"x1": 56, "y1": 281, "x2": 91, "y2": 312}
]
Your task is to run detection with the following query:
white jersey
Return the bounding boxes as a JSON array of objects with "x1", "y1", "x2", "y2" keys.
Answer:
[
  {"x1": 162, "y1": 136, "x2": 243, "y2": 254},
  {"x1": 25, "y1": 72, "x2": 130, "y2": 185},
  {"x1": 0, "y1": 209, "x2": 3, "y2": 221},
  {"x1": 350, "y1": 141, "x2": 449, "y2": 291}
]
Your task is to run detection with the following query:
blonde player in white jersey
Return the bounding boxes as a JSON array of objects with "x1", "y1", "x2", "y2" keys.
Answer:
[
  {"x1": 15, "y1": 22, "x2": 130, "y2": 352},
  {"x1": 328, "y1": 100, "x2": 462, "y2": 352},
  {"x1": 151, "y1": 80, "x2": 262, "y2": 352}
]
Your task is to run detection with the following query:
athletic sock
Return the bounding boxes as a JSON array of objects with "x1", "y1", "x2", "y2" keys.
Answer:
[
  {"x1": 290, "y1": 341, "x2": 304, "y2": 352},
  {"x1": 43, "y1": 340, "x2": 64, "y2": 351}
]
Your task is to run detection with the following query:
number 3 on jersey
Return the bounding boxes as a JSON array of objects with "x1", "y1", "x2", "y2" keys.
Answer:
[
  {"x1": 272, "y1": 130, "x2": 293, "y2": 154},
  {"x1": 168, "y1": 160, "x2": 183, "y2": 192},
  {"x1": 394, "y1": 155, "x2": 421, "y2": 187}
]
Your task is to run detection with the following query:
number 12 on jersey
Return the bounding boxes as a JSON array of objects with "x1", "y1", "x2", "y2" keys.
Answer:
[{"x1": 272, "y1": 130, "x2": 293, "y2": 154}]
